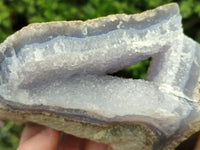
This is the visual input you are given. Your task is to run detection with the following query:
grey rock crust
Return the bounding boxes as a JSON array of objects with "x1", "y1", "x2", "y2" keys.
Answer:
[{"x1": 0, "y1": 3, "x2": 200, "y2": 150}]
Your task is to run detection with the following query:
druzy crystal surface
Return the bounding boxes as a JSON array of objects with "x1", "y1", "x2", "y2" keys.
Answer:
[{"x1": 0, "y1": 3, "x2": 200, "y2": 150}]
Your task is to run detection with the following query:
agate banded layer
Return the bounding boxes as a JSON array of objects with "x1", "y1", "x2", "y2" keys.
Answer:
[{"x1": 0, "y1": 3, "x2": 200, "y2": 150}]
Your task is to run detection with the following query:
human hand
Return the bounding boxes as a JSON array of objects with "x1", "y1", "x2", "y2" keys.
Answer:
[
  {"x1": 17, "y1": 123, "x2": 111, "y2": 150},
  {"x1": 15, "y1": 123, "x2": 200, "y2": 150}
]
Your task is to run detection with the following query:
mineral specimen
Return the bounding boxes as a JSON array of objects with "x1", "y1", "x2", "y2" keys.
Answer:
[{"x1": 0, "y1": 3, "x2": 200, "y2": 150}]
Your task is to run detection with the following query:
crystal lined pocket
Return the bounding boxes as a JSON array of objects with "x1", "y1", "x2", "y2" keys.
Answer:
[{"x1": 0, "y1": 3, "x2": 200, "y2": 150}]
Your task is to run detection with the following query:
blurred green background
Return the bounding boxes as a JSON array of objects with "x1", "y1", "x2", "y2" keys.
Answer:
[{"x1": 0, "y1": 0, "x2": 200, "y2": 149}]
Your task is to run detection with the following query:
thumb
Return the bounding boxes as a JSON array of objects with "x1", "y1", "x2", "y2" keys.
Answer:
[{"x1": 17, "y1": 127, "x2": 61, "y2": 150}]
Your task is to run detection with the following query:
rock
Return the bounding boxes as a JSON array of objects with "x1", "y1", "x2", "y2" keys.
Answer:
[{"x1": 0, "y1": 3, "x2": 200, "y2": 150}]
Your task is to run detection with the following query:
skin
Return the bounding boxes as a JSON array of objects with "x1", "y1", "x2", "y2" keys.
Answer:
[
  {"x1": 195, "y1": 135, "x2": 200, "y2": 150},
  {"x1": 17, "y1": 123, "x2": 200, "y2": 150},
  {"x1": 17, "y1": 123, "x2": 112, "y2": 150}
]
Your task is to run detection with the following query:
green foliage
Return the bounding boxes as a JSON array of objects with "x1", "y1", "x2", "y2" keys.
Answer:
[
  {"x1": 0, "y1": 0, "x2": 200, "y2": 149},
  {"x1": 0, "y1": 122, "x2": 23, "y2": 150},
  {"x1": 0, "y1": 1, "x2": 12, "y2": 41},
  {"x1": 111, "y1": 58, "x2": 151, "y2": 79},
  {"x1": 0, "y1": 0, "x2": 200, "y2": 42}
]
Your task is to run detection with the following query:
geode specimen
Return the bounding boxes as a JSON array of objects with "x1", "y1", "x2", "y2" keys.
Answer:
[{"x1": 0, "y1": 3, "x2": 200, "y2": 150}]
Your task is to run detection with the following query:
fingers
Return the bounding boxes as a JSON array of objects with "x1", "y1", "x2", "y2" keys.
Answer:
[
  {"x1": 58, "y1": 134, "x2": 86, "y2": 150},
  {"x1": 19, "y1": 123, "x2": 46, "y2": 144},
  {"x1": 18, "y1": 123, "x2": 112, "y2": 150},
  {"x1": 59, "y1": 134, "x2": 112, "y2": 150},
  {"x1": 84, "y1": 140, "x2": 111, "y2": 150},
  {"x1": 194, "y1": 135, "x2": 200, "y2": 150},
  {"x1": 17, "y1": 124, "x2": 61, "y2": 150}
]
